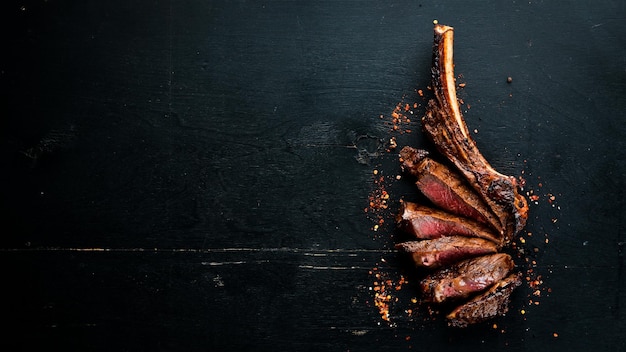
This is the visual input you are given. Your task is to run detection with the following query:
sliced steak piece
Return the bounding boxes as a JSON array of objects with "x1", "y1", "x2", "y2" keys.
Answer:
[
  {"x1": 446, "y1": 273, "x2": 522, "y2": 327},
  {"x1": 397, "y1": 201, "x2": 502, "y2": 246},
  {"x1": 399, "y1": 146, "x2": 503, "y2": 236},
  {"x1": 424, "y1": 24, "x2": 529, "y2": 241},
  {"x1": 395, "y1": 236, "x2": 498, "y2": 269},
  {"x1": 420, "y1": 253, "x2": 514, "y2": 303}
]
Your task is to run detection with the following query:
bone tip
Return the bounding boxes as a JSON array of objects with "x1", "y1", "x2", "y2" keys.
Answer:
[{"x1": 433, "y1": 21, "x2": 454, "y2": 33}]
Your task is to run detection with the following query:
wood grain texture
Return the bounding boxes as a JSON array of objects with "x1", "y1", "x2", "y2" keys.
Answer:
[{"x1": 1, "y1": 0, "x2": 625, "y2": 350}]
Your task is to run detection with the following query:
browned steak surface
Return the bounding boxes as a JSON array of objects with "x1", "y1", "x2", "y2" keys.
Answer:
[
  {"x1": 399, "y1": 146, "x2": 502, "y2": 236},
  {"x1": 395, "y1": 236, "x2": 498, "y2": 269},
  {"x1": 397, "y1": 201, "x2": 502, "y2": 246},
  {"x1": 446, "y1": 273, "x2": 522, "y2": 327},
  {"x1": 420, "y1": 253, "x2": 514, "y2": 303}
]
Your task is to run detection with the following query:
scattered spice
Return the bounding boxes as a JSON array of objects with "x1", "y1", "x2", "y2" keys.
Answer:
[
  {"x1": 366, "y1": 95, "x2": 429, "y2": 328},
  {"x1": 369, "y1": 269, "x2": 408, "y2": 323},
  {"x1": 380, "y1": 101, "x2": 419, "y2": 136},
  {"x1": 389, "y1": 137, "x2": 397, "y2": 150}
]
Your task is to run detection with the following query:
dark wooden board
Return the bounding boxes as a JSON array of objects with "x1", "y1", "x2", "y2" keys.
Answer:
[{"x1": 1, "y1": 0, "x2": 625, "y2": 350}]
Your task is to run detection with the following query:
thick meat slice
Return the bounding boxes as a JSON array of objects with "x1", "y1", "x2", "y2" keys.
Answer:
[
  {"x1": 395, "y1": 236, "x2": 498, "y2": 269},
  {"x1": 423, "y1": 24, "x2": 529, "y2": 241},
  {"x1": 446, "y1": 273, "x2": 522, "y2": 327},
  {"x1": 420, "y1": 253, "x2": 514, "y2": 303},
  {"x1": 399, "y1": 146, "x2": 502, "y2": 236},
  {"x1": 397, "y1": 201, "x2": 502, "y2": 246}
]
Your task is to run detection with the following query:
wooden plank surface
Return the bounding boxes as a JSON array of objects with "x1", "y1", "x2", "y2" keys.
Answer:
[{"x1": 1, "y1": 0, "x2": 625, "y2": 350}]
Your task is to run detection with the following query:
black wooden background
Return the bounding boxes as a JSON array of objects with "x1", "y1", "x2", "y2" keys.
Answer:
[{"x1": 1, "y1": 1, "x2": 625, "y2": 351}]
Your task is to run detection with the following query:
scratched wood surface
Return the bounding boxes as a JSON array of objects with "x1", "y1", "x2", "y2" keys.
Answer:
[{"x1": 1, "y1": 1, "x2": 625, "y2": 351}]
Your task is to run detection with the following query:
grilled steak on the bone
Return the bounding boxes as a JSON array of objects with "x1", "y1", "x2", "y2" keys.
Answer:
[
  {"x1": 420, "y1": 253, "x2": 514, "y2": 303},
  {"x1": 397, "y1": 201, "x2": 501, "y2": 246},
  {"x1": 392, "y1": 24, "x2": 528, "y2": 328},
  {"x1": 423, "y1": 24, "x2": 529, "y2": 241},
  {"x1": 446, "y1": 273, "x2": 521, "y2": 327},
  {"x1": 395, "y1": 236, "x2": 498, "y2": 269},
  {"x1": 400, "y1": 146, "x2": 502, "y2": 236}
]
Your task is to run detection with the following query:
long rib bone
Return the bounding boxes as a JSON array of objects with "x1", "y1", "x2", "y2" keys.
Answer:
[{"x1": 422, "y1": 24, "x2": 529, "y2": 241}]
